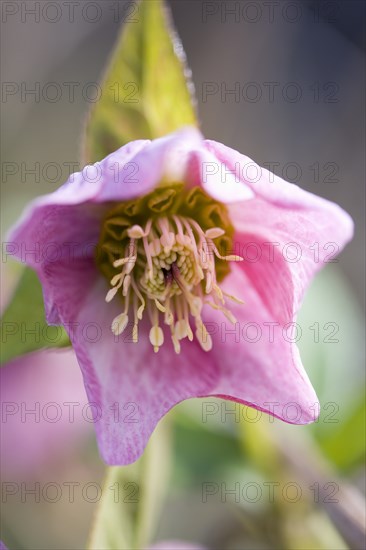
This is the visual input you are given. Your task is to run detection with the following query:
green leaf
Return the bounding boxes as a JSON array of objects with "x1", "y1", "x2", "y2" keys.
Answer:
[
  {"x1": 0, "y1": 267, "x2": 70, "y2": 365},
  {"x1": 319, "y1": 397, "x2": 366, "y2": 470},
  {"x1": 83, "y1": 0, "x2": 198, "y2": 163},
  {"x1": 297, "y1": 266, "x2": 366, "y2": 471}
]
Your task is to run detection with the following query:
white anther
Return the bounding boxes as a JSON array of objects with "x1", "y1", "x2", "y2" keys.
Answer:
[
  {"x1": 112, "y1": 313, "x2": 129, "y2": 336},
  {"x1": 205, "y1": 228, "x2": 225, "y2": 239},
  {"x1": 113, "y1": 257, "x2": 130, "y2": 268},
  {"x1": 110, "y1": 273, "x2": 122, "y2": 286},
  {"x1": 105, "y1": 287, "x2": 119, "y2": 303},
  {"x1": 127, "y1": 225, "x2": 146, "y2": 239},
  {"x1": 149, "y1": 325, "x2": 164, "y2": 353},
  {"x1": 175, "y1": 319, "x2": 189, "y2": 340},
  {"x1": 195, "y1": 320, "x2": 213, "y2": 352}
]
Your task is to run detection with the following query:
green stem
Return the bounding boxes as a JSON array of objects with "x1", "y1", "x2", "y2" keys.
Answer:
[
  {"x1": 134, "y1": 416, "x2": 172, "y2": 549},
  {"x1": 87, "y1": 416, "x2": 172, "y2": 550}
]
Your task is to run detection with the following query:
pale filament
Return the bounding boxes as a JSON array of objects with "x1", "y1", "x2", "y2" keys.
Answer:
[{"x1": 105, "y1": 215, "x2": 243, "y2": 353}]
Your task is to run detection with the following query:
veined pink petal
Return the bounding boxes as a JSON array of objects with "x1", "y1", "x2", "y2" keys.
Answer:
[
  {"x1": 6, "y1": 128, "x2": 202, "y2": 270},
  {"x1": 187, "y1": 147, "x2": 254, "y2": 202},
  {"x1": 205, "y1": 265, "x2": 319, "y2": 424},
  {"x1": 136, "y1": 126, "x2": 252, "y2": 199},
  {"x1": 6, "y1": 140, "x2": 150, "y2": 266},
  {"x1": 41, "y1": 256, "x2": 99, "y2": 325},
  {"x1": 129, "y1": 126, "x2": 203, "y2": 185},
  {"x1": 205, "y1": 139, "x2": 350, "y2": 210},
  {"x1": 204, "y1": 139, "x2": 353, "y2": 312},
  {"x1": 230, "y1": 231, "x2": 294, "y2": 326},
  {"x1": 42, "y1": 260, "x2": 219, "y2": 465},
  {"x1": 230, "y1": 196, "x2": 353, "y2": 315}
]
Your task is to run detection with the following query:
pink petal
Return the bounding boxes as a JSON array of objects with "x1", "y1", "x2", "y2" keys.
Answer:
[
  {"x1": 231, "y1": 231, "x2": 294, "y2": 326},
  {"x1": 205, "y1": 139, "x2": 349, "y2": 209},
  {"x1": 232, "y1": 199, "x2": 352, "y2": 314},
  {"x1": 5, "y1": 139, "x2": 148, "y2": 254},
  {"x1": 204, "y1": 139, "x2": 353, "y2": 312},
  {"x1": 6, "y1": 139, "x2": 151, "y2": 269},
  {"x1": 204, "y1": 265, "x2": 319, "y2": 424},
  {"x1": 136, "y1": 127, "x2": 252, "y2": 200},
  {"x1": 0, "y1": 349, "x2": 90, "y2": 477},
  {"x1": 187, "y1": 147, "x2": 254, "y2": 202},
  {"x1": 6, "y1": 139, "x2": 162, "y2": 323},
  {"x1": 6, "y1": 128, "x2": 201, "y2": 273},
  {"x1": 43, "y1": 260, "x2": 219, "y2": 465}
]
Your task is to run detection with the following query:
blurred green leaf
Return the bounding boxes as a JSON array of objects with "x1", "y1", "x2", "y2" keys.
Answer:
[
  {"x1": 171, "y1": 407, "x2": 243, "y2": 487},
  {"x1": 297, "y1": 266, "x2": 365, "y2": 470},
  {"x1": 83, "y1": 0, "x2": 198, "y2": 164},
  {"x1": 0, "y1": 267, "x2": 70, "y2": 365},
  {"x1": 319, "y1": 397, "x2": 366, "y2": 470}
]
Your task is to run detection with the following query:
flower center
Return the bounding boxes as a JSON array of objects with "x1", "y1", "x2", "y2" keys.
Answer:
[{"x1": 96, "y1": 186, "x2": 243, "y2": 353}]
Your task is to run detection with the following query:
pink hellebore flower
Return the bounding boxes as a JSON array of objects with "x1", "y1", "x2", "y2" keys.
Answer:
[{"x1": 7, "y1": 128, "x2": 353, "y2": 465}]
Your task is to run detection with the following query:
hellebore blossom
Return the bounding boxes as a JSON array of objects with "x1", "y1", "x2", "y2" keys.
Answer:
[{"x1": 7, "y1": 127, "x2": 353, "y2": 464}]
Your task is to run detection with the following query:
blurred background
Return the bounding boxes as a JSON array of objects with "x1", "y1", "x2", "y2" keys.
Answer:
[{"x1": 1, "y1": 1, "x2": 365, "y2": 549}]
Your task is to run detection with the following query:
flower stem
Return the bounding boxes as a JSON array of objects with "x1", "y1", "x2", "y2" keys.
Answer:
[{"x1": 133, "y1": 416, "x2": 172, "y2": 549}]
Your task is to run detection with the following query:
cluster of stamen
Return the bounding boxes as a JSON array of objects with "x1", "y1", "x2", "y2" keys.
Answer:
[{"x1": 103, "y1": 214, "x2": 243, "y2": 354}]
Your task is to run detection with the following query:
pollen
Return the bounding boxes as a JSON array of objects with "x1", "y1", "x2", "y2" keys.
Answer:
[{"x1": 96, "y1": 186, "x2": 243, "y2": 354}]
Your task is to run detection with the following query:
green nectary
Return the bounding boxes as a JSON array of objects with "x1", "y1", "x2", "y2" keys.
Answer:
[{"x1": 96, "y1": 185, "x2": 235, "y2": 286}]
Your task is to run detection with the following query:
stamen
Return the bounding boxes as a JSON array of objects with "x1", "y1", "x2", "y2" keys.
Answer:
[
  {"x1": 210, "y1": 241, "x2": 243, "y2": 262},
  {"x1": 195, "y1": 319, "x2": 213, "y2": 352},
  {"x1": 223, "y1": 291, "x2": 245, "y2": 305},
  {"x1": 112, "y1": 312, "x2": 129, "y2": 336},
  {"x1": 154, "y1": 298, "x2": 166, "y2": 313},
  {"x1": 205, "y1": 227, "x2": 225, "y2": 239},
  {"x1": 149, "y1": 301, "x2": 164, "y2": 353},
  {"x1": 113, "y1": 258, "x2": 131, "y2": 268},
  {"x1": 149, "y1": 325, "x2": 164, "y2": 353},
  {"x1": 131, "y1": 278, "x2": 145, "y2": 319},
  {"x1": 128, "y1": 225, "x2": 146, "y2": 239},
  {"x1": 111, "y1": 273, "x2": 122, "y2": 286},
  {"x1": 206, "y1": 301, "x2": 237, "y2": 324},
  {"x1": 132, "y1": 294, "x2": 139, "y2": 343},
  {"x1": 164, "y1": 295, "x2": 174, "y2": 326},
  {"x1": 122, "y1": 274, "x2": 131, "y2": 296},
  {"x1": 106, "y1": 286, "x2": 119, "y2": 303},
  {"x1": 182, "y1": 298, "x2": 194, "y2": 341},
  {"x1": 103, "y1": 212, "x2": 243, "y2": 354}
]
